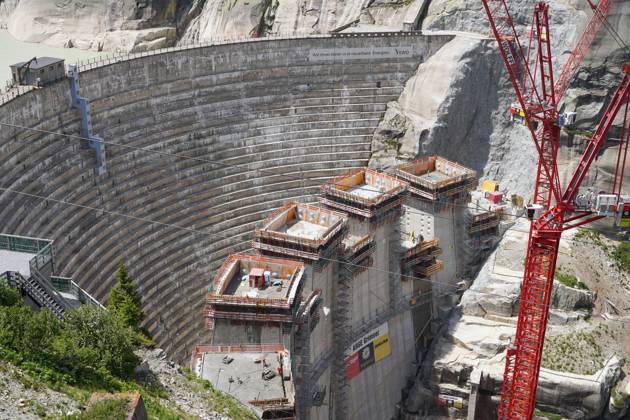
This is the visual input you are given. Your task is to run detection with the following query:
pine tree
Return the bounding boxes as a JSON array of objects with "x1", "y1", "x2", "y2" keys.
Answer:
[{"x1": 108, "y1": 260, "x2": 144, "y2": 329}]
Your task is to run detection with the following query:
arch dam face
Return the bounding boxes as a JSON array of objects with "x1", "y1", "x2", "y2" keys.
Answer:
[{"x1": 0, "y1": 33, "x2": 452, "y2": 360}]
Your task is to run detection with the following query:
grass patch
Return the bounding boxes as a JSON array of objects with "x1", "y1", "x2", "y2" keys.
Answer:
[
  {"x1": 541, "y1": 331, "x2": 603, "y2": 374},
  {"x1": 143, "y1": 395, "x2": 198, "y2": 420},
  {"x1": 534, "y1": 408, "x2": 562, "y2": 420},
  {"x1": 67, "y1": 398, "x2": 127, "y2": 420},
  {"x1": 611, "y1": 385, "x2": 628, "y2": 410},
  {"x1": 574, "y1": 228, "x2": 607, "y2": 251},
  {"x1": 611, "y1": 241, "x2": 630, "y2": 274},
  {"x1": 563, "y1": 125, "x2": 593, "y2": 138},
  {"x1": 555, "y1": 268, "x2": 588, "y2": 290},
  {"x1": 383, "y1": 137, "x2": 401, "y2": 149}
]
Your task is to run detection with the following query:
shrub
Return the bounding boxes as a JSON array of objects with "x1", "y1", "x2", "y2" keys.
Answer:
[
  {"x1": 0, "y1": 284, "x2": 20, "y2": 307},
  {"x1": 0, "y1": 302, "x2": 139, "y2": 388},
  {"x1": 611, "y1": 242, "x2": 630, "y2": 273},
  {"x1": 0, "y1": 304, "x2": 61, "y2": 360},
  {"x1": 67, "y1": 397, "x2": 128, "y2": 420},
  {"x1": 54, "y1": 305, "x2": 138, "y2": 379},
  {"x1": 555, "y1": 269, "x2": 588, "y2": 290}
]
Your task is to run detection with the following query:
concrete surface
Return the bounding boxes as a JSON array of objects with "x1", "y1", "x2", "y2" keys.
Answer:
[{"x1": 0, "y1": 250, "x2": 35, "y2": 277}]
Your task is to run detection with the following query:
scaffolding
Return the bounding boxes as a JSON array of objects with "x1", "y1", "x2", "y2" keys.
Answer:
[
  {"x1": 343, "y1": 234, "x2": 376, "y2": 273},
  {"x1": 401, "y1": 239, "x2": 443, "y2": 274},
  {"x1": 253, "y1": 202, "x2": 348, "y2": 269},
  {"x1": 320, "y1": 168, "x2": 408, "y2": 224},
  {"x1": 395, "y1": 156, "x2": 476, "y2": 208},
  {"x1": 332, "y1": 258, "x2": 353, "y2": 420},
  {"x1": 204, "y1": 254, "x2": 306, "y2": 329},
  {"x1": 462, "y1": 208, "x2": 503, "y2": 277}
]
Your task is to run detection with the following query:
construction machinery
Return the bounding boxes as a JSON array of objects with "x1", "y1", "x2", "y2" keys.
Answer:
[{"x1": 481, "y1": 0, "x2": 630, "y2": 418}]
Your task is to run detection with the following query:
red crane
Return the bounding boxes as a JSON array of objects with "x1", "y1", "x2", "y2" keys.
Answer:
[{"x1": 480, "y1": 0, "x2": 630, "y2": 418}]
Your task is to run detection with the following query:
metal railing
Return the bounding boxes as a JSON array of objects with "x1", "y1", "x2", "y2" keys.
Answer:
[
  {"x1": 0, "y1": 233, "x2": 52, "y2": 255},
  {"x1": 50, "y1": 276, "x2": 104, "y2": 308},
  {"x1": 0, "y1": 30, "x2": 431, "y2": 107}
]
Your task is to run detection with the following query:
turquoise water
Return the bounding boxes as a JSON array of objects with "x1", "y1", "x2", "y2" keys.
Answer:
[{"x1": 0, "y1": 29, "x2": 105, "y2": 87}]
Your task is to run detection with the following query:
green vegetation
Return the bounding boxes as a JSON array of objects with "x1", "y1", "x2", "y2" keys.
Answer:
[
  {"x1": 555, "y1": 268, "x2": 588, "y2": 290},
  {"x1": 0, "y1": 284, "x2": 138, "y2": 388},
  {"x1": 574, "y1": 228, "x2": 606, "y2": 249},
  {"x1": 574, "y1": 228, "x2": 629, "y2": 274},
  {"x1": 0, "y1": 259, "x2": 257, "y2": 419},
  {"x1": 108, "y1": 261, "x2": 144, "y2": 330},
  {"x1": 0, "y1": 284, "x2": 20, "y2": 306},
  {"x1": 541, "y1": 331, "x2": 603, "y2": 374},
  {"x1": 0, "y1": 282, "x2": 254, "y2": 419},
  {"x1": 534, "y1": 409, "x2": 562, "y2": 420},
  {"x1": 383, "y1": 137, "x2": 402, "y2": 149},
  {"x1": 611, "y1": 384, "x2": 628, "y2": 410},
  {"x1": 611, "y1": 241, "x2": 630, "y2": 274},
  {"x1": 68, "y1": 398, "x2": 128, "y2": 420},
  {"x1": 563, "y1": 125, "x2": 593, "y2": 138}
]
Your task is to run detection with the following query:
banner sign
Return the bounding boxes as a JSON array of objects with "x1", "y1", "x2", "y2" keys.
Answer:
[
  {"x1": 309, "y1": 47, "x2": 415, "y2": 62},
  {"x1": 620, "y1": 203, "x2": 630, "y2": 228},
  {"x1": 345, "y1": 322, "x2": 391, "y2": 380}
]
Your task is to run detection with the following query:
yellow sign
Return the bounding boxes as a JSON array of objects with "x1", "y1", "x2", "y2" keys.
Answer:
[{"x1": 373, "y1": 333, "x2": 391, "y2": 362}]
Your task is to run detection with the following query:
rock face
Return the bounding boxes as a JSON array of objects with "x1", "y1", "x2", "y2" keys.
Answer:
[
  {"x1": 3, "y1": 0, "x2": 183, "y2": 52},
  {"x1": 368, "y1": 36, "x2": 504, "y2": 180},
  {"x1": 1, "y1": 0, "x2": 427, "y2": 51},
  {"x1": 178, "y1": 0, "x2": 278, "y2": 43},
  {"x1": 413, "y1": 218, "x2": 623, "y2": 418}
]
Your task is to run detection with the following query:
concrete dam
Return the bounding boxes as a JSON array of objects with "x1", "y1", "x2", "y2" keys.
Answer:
[{"x1": 0, "y1": 33, "x2": 453, "y2": 361}]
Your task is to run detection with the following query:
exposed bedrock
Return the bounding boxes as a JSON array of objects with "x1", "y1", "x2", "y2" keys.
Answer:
[
  {"x1": 368, "y1": 37, "x2": 503, "y2": 179},
  {"x1": 2, "y1": 0, "x2": 186, "y2": 52},
  {"x1": 409, "y1": 218, "x2": 626, "y2": 419},
  {"x1": 1, "y1": 0, "x2": 428, "y2": 51},
  {"x1": 0, "y1": 34, "x2": 451, "y2": 362},
  {"x1": 370, "y1": 0, "x2": 630, "y2": 198}
]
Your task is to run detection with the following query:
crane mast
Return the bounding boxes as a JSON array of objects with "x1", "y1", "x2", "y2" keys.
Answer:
[{"x1": 481, "y1": 1, "x2": 630, "y2": 418}]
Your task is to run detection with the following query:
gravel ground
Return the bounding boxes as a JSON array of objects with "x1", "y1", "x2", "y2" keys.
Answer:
[
  {"x1": 136, "y1": 348, "x2": 233, "y2": 420},
  {"x1": 0, "y1": 348, "x2": 242, "y2": 420},
  {"x1": 0, "y1": 362, "x2": 79, "y2": 419}
]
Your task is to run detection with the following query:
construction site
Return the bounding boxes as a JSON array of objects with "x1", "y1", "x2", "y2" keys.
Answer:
[{"x1": 0, "y1": 0, "x2": 629, "y2": 419}]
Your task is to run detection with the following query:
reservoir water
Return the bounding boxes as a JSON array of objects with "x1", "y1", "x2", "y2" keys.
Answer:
[{"x1": 0, "y1": 29, "x2": 105, "y2": 87}]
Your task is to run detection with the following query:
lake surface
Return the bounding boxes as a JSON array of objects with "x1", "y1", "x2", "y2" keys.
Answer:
[{"x1": 0, "y1": 29, "x2": 105, "y2": 87}]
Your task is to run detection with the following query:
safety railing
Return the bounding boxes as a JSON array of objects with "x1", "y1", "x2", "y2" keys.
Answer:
[
  {"x1": 0, "y1": 85, "x2": 36, "y2": 106},
  {"x1": 0, "y1": 271, "x2": 21, "y2": 288},
  {"x1": 0, "y1": 233, "x2": 52, "y2": 255},
  {"x1": 204, "y1": 307, "x2": 293, "y2": 323},
  {"x1": 191, "y1": 343, "x2": 286, "y2": 368},
  {"x1": 403, "y1": 238, "x2": 440, "y2": 259},
  {"x1": 206, "y1": 294, "x2": 292, "y2": 308},
  {"x1": 0, "y1": 30, "x2": 433, "y2": 107},
  {"x1": 72, "y1": 31, "x2": 425, "y2": 73},
  {"x1": 50, "y1": 276, "x2": 104, "y2": 308}
]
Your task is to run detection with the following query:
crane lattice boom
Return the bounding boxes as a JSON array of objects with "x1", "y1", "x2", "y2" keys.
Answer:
[{"x1": 481, "y1": 1, "x2": 630, "y2": 418}]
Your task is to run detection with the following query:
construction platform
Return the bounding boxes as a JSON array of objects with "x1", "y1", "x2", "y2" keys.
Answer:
[
  {"x1": 253, "y1": 202, "x2": 347, "y2": 262},
  {"x1": 192, "y1": 344, "x2": 295, "y2": 419},
  {"x1": 395, "y1": 156, "x2": 476, "y2": 202},
  {"x1": 0, "y1": 250, "x2": 36, "y2": 277},
  {"x1": 209, "y1": 254, "x2": 304, "y2": 306},
  {"x1": 400, "y1": 238, "x2": 444, "y2": 277},
  {"x1": 320, "y1": 168, "x2": 408, "y2": 219}
]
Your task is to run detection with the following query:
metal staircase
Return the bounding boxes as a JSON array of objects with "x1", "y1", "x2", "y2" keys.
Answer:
[
  {"x1": 332, "y1": 260, "x2": 353, "y2": 420},
  {"x1": 294, "y1": 290, "x2": 322, "y2": 419},
  {"x1": 22, "y1": 271, "x2": 66, "y2": 319},
  {"x1": 389, "y1": 223, "x2": 403, "y2": 311}
]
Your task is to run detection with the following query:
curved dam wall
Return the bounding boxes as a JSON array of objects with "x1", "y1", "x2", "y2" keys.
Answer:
[{"x1": 0, "y1": 33, "x2": 452, "y2": 360}]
